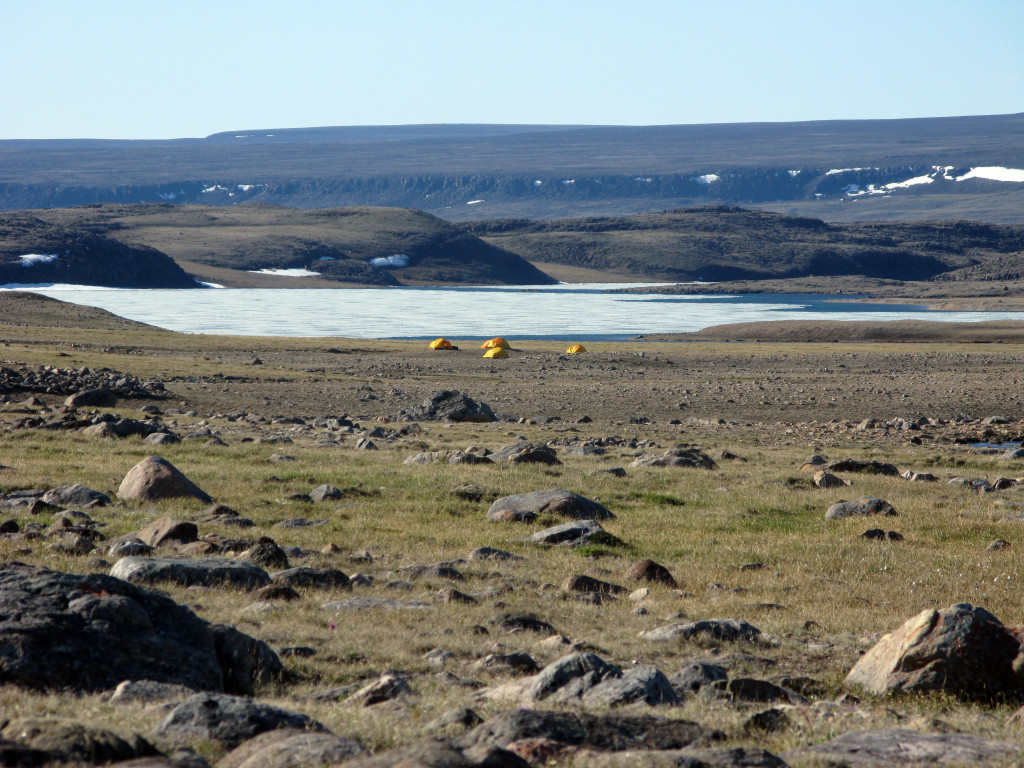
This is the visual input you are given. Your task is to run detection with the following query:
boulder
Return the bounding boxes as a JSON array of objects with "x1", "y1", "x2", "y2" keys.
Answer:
[
  {"x1": 402, "y1": 390, "x2": 496, "y2": 422},
  {"x1": 110, "y1": 556, "x2": 272, "y2": 590},
  {"x1": 487, "y1": 613, "x2": 557, "y2": 634},
  {"x1": 65, "y1": 387, "x2": 118, "y2": 408},
  {"x1": 631, "y1": 448, "x2": 717, "y2": 469},
  {"x1": 469, "y1": 546, "x2": 523, "y2": 561},
  {"x1": 218, "y1": 729, "x2": 367, "y2": 768},
  {"x1": 322, "y1": 597, "x2": 435, "y2": 611},
  {"x1": 489, "y1": 442, "x2": 561, "y2": 465},
  {"x1": 151, "y1": 693, "x2": 326, "y2": 749},
  {"x1": 826, "y1": 496, "x2": 897, "y2": 520},
  {"x1": 640, "y1": 618, "x2": 768, "y2": 645},
  {"x1": 669, "y1": 662, "x2": 728, "y2": 696},
  {"x1": 488, "y1": 489, "x2": 614, "y2": 523},
  {"x1": 581, "y1": 665, "x2": 680, "y2": 708},
  {"x1": 701, "y1": 678, "x2": 805, "y2": 704},
  {"x1": 0, "y1": 562, "x2": 274, "y2": 694},
  {"x1": 623, "y1": 559, "x2": 677, "y2": 587},
  {"x1": 272, "y1": 566, "x2": 351, "y2": 590},
  {"x1": 136, "y1": 516, "x2": 198, "y2": 548},
  {"x1": 528, "y1": 652, "x2": 623, "y2": 702},
  {"x1": 339, "y1": 741, "x2": 529, "y2": 768},
  {"x1": 0, "y1": 717, "x2": 156, "y2": 765},
  {"x1": 584, "y1": 747, "x2": 787, "y2": 767},
  {"x1": 827, "y1": 458, "x2": 900, "y2": 476},
  {"x1": 785, "y1": 729, "x2": 1023, "y2": 767},
  {"x1": 520, "y1": 519, "x2": 622, "y2": 548},
  {"x1": 118, "y1": 456, "x2": 213, "y2": 503},
  {"x1": 208, "y1": 624, "x2": 284, "y2": 695},
  {"x1": 42, "y1": 483, "x2": 111, "y2": 508},
  {"x1": 562, "y1": 574, "x2": 627, "y2": 595},
  {"x1": 845, "y1": 603, "x2": 1024, "y2": 699},
  {"x1": 344, "y1": 674, "x2": 412, "y2": 706},
  {"x1": 454, "y1": 709, "x2": 705, "y2": 753},
  {"x1": 813, "y1": 470, "x2": 849, "y2": 488},
  {"x1": 309, "y1": 484, "x2": 343, "y2": 502}
]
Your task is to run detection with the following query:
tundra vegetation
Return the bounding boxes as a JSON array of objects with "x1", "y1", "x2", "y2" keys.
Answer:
[{"x1": 3, "y1": 294, "x2": 1024, "y2": 766}]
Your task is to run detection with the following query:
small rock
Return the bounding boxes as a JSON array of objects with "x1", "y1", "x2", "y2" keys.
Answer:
[{"x1": 826, "y1": 496, "x2": 896, "y2": 520}]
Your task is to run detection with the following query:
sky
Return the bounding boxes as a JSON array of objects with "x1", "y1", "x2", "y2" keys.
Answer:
[{"x1": 2, "y1": 0, "x2": 1023, "y2": 140}]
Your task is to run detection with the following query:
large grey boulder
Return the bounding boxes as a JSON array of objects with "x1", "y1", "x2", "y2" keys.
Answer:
[
  {"x1": 785, "y1": 729, "x2": 1023, "y2": 766},
  {"x1": 845, "y1": 603, "x2": 1024, "y2": 699},
  {"x1": 118, "y1": 456, "x2": 213, "y2": 503},
  {"x1": 0, "y1": 562, "x2": 275, "y2": 694},
  {"x1": 528, "y1": 652, "x2": 623, "y2": 702},
  {"x1": 488, "y1": 489, "x2": 615, "y2": 523},
  {"x1": 110, "y1": 556, "x2": 272, "y2": 590},
  {"x1": 152, "y1": 693, "x2": 326, "y2": 749}
]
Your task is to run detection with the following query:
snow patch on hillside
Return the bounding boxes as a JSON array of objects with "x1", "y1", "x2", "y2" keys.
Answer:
[
  {"x1": 17, "y1": 254, "x2": 59, "y2": 266},
  {"x1": 369, "y1": 254, "x2": 410, "y2": 268},
  {"x1": 955, "y1": 166, "x2": 1024, "y2": 183},
  {"x1": 248, "y1": 268, "x2": 321, "y2": 277}
]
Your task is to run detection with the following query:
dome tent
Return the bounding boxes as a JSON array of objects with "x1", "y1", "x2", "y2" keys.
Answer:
[
  {"x1": 565, "y1": 344, "x2": 587, "y2": 354},
  {"x1": 481, "y1": 337, "x2": 510, "y2": 350},
  {"x1": 428, "y1": 338, "x2": 453, "y2": 350},
  {"x1": 482, "y1": 346, "x2": 509, "y2": 359}
]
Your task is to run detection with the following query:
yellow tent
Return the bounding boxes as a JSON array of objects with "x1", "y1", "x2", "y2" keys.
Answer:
[
  {"x1": 565, "y1": 344, "x2": 587, "y2": 354},
  {"x1": 481, "y1": 337, "x2": 510, "y2": 349},
  {"x1": 428, "y1": 338, "x2": 452, "y2": 350},
  {"x1": 482, "y1": 346, "x2": 509, "y2": 359}
]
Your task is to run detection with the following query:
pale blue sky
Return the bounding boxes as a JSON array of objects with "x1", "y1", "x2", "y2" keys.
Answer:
[{"x1": 2, "y1": 0, "x2": 1022, "y2": 140}]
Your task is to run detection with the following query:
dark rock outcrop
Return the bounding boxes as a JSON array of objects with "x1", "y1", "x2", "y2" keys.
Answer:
[
  {"x1": 0, "y1": 562, "x2": 278, "y2": 694},
  {"x1": 400, "y1": 390, "x2": 496, "y2": 422}
]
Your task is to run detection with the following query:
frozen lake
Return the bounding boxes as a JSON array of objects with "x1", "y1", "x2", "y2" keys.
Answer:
[{"x1": 9, "y1": 283, "x2": 1024, "y2": 340}]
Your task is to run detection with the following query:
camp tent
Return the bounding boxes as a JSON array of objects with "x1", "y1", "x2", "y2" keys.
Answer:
[
  {"x1": 481, "y1": 337, "x2": 510, "y2": 350},
  {"x1": 428, "y1": 338, "x2": 453, "y2": 350},
  {"x1": 565, "y1": 344, "x2": 587, "y2": 354},
  {"x1": 482, "y1": 346, "x2": 509, "y2": 359}
]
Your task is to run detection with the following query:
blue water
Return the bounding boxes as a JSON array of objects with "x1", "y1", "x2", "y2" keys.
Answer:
[{"x1": 9, "y1": 283, "x2": 1024, "y2": 340}]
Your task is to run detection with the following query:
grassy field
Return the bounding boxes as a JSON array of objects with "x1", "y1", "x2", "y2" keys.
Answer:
[{"x1": 4, "y1": 296, "x2": 1024, "y2": 764}]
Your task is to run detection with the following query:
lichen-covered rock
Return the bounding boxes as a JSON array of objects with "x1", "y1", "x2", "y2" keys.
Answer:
[
  {"x1": 845, "y1": 603, "x2": 1024, "y2": 699},
  {"x1": 0, "y1": 563, "x2": 274, "y2": 694}
]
